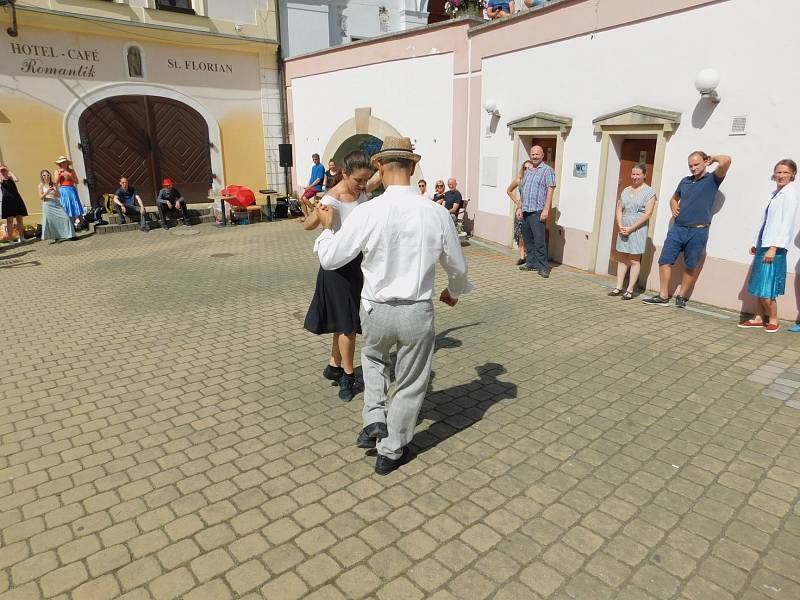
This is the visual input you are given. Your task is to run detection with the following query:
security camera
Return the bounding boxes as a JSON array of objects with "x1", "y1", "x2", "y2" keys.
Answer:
[{"x1": 695, "y1": 68, "x2": 721, "y2": 103}]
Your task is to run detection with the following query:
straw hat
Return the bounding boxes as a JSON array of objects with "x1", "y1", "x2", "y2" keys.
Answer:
[
  {"x1": 371, "y1": 136, "x2": 421, "y2": 166},
  {"x1": 55, "y1": 156, "x2": 71, "y2": 165}
]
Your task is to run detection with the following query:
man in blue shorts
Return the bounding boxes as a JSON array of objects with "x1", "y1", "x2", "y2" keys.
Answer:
[{"x1": 643, "y1": 151, "x2": 731, "y2": 308}]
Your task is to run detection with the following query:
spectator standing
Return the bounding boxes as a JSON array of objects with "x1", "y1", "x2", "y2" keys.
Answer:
[
  {"x1": 54, "y1": 156, "x2": 85, "y2": 230},
  {"x1": 738, "y1": 159, "x2": 799, "y2": 333},
  {"x1": 608, "y1": 164, "x2": 656, "y2": 300},
  {"x1": 299, "y1": 153, "x2": 326, "y2": 221},
  {"x1": 113, "y1": 177, "x2": 150, "y2": 231},
  {"x1": 643, "y1": 151, "x2": 731, "y2": 307},
  {"x1": 487, "y1": 0, "x2": 515, "y2": 18},
  {"x1": 0, "y1": 164, "x2": 32, "y2": 243},
  {"x1": 507, "y1": 160, "x2": 533, "y2": 265},
  {"x1": 39, "y1": 169, "x2": 76, "y2": 243},
  {"x1": 518, "y1": 145, "x2": 556, "y2": 277}
]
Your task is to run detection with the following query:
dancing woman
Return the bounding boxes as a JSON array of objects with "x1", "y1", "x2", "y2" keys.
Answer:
[
  {"x1": 54, "y1": 156, "x2": 84, "y2": 229},
  {"x1": 303, "y1": 150, "x2": 373, "y2": 402},
  {"x1": 39, "y1": 170, "x2": 77, "y2": 243}
]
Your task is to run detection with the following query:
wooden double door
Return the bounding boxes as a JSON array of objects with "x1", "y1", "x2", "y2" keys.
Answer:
[{"x1": 79, "y1": 95, "x2": 212, "y2": 205}]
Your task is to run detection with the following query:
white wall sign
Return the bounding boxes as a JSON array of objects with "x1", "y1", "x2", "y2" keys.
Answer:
[
  {"x1": 482, "y1": 156, "x2": 498, "y2": 187},
  {"x1": 573, "y1": 163, "x2": 588, "y2": 178}
]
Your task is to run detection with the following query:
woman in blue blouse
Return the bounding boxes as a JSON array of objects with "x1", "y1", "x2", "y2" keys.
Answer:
[{"x1": 738, "y1": 159, "x2": 799, "y2": 333}]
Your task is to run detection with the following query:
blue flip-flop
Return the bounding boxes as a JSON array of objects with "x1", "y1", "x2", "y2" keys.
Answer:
[{"x1": 789, "y1": 324, "x2": 800, "y2": 333}]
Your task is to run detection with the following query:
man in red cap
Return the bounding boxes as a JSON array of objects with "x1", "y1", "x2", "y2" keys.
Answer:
[{"x1": 156, "y1": 178, "x2": 190, "y2": 229}]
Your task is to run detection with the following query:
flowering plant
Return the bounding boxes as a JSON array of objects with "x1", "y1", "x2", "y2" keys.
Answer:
[{"x1": 444, "y1": 0, "x2": 486, "y2": 18}]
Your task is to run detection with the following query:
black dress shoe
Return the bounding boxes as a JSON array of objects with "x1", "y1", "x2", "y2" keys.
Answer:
[
  {"x1": 338, "y1": 373, "x2": 356, "y2": 402},
  {"x1": 519, "y1": 265, "x2": 535, "y2": 271},
  {"x1": 375, "y1": 447, "x2": 410, "y2": 476},
  {"x1": 323, "y1": 365, "x2": 344, "y2": 383},
  {"x1": 538, "y1": 270, "x2": 550, "y2": 278},
  {"x1": 515, "y1": 258, "x2": 525, "y2": 266},
  {"x1": 356, "y1": 422, "x2": 388, "y2": 449}
]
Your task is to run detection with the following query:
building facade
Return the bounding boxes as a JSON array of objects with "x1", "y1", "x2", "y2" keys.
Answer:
[
  {"x1": 279, "y1": 0, "x2": 431, "y2": 59},
  {"x1": 0, "y1": 0, "x2": 283, "y2": 217},
  {"x1": 284, "y1": 0, "x2": 800, "y2": 318}
]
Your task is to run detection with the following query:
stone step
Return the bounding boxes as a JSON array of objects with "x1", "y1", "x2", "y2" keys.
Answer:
[
  {"x1": 95, "y1": 214, "x2": 214, "y2": 235},
  {"x1": 102, "y1": 207, "x2": 212, "y2": 226}
]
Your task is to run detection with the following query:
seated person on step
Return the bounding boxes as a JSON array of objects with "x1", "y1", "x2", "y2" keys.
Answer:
[
  {"x1": 156, "y1": 178, "x2": 190, "y2": 229},
  {"x1": 113, "y1": 177, "x2": 149, "y2": 231}
]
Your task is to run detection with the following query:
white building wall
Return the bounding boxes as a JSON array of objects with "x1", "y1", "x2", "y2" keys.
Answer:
[
  {"x1": 290, "y1": 53, "x2": 454, "y2": 189},
  {"x1": 206, "y1": 0, "x2": 260, "y2": 24},
  {"x1": 282, "y1": 0, "x2": 429, "y2": 58},
  {"x1": 479, "y1": 0, "x2": 800, "y2": 268}
]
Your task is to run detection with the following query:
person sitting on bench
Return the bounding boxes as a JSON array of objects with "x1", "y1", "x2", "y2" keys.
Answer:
[
  {"x1": 156, "y1": 178, "x2": 190, "y2": 229},
  {"x1": 113, "y1": 177, "x2": 149, "y2": 231}
]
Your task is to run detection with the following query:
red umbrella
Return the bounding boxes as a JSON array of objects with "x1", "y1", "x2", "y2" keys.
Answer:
[{"x1": 221, "y1": 185, "x2": 256, "y2": 207}]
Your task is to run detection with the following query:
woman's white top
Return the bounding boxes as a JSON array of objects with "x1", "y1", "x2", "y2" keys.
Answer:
[
  {"x1": 320, "y1": 193, "x2": 367, "y2": 232},
  {"x1": 753, "y1": 182, "x2": 799, "y2": 249}
]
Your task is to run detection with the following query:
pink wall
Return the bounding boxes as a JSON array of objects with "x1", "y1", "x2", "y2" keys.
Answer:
[{"x1": 468, "y1": 0, "x2": 721, "y2": 62}]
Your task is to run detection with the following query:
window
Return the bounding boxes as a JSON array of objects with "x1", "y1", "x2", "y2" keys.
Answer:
[{"x1": 156, "y1": 0, "x2": 195, "y2": 15}]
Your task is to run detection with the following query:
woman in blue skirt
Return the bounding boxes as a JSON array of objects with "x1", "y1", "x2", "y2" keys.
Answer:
[
  {"x1": 55, "y1": 156, "x2": 84, "y2": 229},
  {"x1": 738, "y1": 159, "x2": 799, "y2": 333}
]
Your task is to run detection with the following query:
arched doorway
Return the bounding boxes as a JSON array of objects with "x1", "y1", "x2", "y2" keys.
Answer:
[
  {"x1": 78, "y1": 95, "x2": 212, "y2": 205},
  {"x1": 332, "y1": 134, "x2": 383, "y2": 167}
]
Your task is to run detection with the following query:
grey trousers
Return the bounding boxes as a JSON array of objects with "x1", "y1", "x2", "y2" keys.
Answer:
[{"x1": 360, "y1": 300, "x2": 435, "y2": 460}]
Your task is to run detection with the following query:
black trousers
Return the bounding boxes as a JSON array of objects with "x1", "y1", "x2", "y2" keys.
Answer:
[
  {"x1": 116, "y1": 204, "x2": 147, "y2": 227},
  {"x1": 158, "y1": 200, "x2": 189, "y2": 225},
  {"x1": 521, "y1": 210, "x2": 548, "y2": 272}
]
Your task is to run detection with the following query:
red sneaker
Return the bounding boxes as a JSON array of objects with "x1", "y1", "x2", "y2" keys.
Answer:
[
  {"x1": 737, "y1": 319, "x2": 764, "y2": 328},
  {"x1": 765, "y1": 323, "x2": 780, "y2": 333}
]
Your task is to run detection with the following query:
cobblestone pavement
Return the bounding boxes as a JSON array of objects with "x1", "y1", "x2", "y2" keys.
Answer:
[{"x1": 1, "y1": 220, "x2": 800, "y2": 600}]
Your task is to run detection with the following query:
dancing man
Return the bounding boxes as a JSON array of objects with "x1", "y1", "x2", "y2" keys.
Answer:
[{"x1": 314, "y1": 136, "x2": 472, "y2": 475}]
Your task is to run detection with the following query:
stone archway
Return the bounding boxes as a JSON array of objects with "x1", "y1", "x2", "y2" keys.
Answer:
[{"x1": 321, "y1": 107, "x2": 423, "y2": 189}]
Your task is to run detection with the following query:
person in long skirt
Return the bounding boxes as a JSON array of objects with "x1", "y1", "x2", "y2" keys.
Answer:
[
  {"x1": 39, "y1": 170, "x2": 76, "y2": 243},
  {"x1": 507, "y1": 160, "x2": 532, "y2": 265},
  {"x1": 738, "y1": 159, "x2": 799, "y2": 333},
  {"x1": 303, "y1": 150, "x2": 373, "y2": 402},
  {"x1": 55, "y1": 156, "x2": 84, "y2": 229},
  {"x1": 608, "y1": 163, "x2": 656, "y2": 299},
  {"x1": 0, "y1": 164, "x2": 33, "y2": 243}
]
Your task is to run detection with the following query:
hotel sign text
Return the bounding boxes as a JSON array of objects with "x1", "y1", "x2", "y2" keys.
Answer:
[{"x1": 9, "y1": 42, "x2": 100, "y2": 78}]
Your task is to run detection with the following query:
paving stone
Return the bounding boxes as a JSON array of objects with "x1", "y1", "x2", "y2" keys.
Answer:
[{"x1": 6, "y1": 222, "x2": 800, "y2": 600}]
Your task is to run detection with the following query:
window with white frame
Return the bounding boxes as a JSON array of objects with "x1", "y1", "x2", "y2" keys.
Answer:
[{"x1": 156, "y1": 0, "x2": 195, "y2": 14}]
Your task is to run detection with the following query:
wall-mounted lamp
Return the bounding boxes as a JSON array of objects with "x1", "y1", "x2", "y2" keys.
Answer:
[
  {"x1": 695, "y1": 68, "x2": 721, "y2": 103},
  {"x1": 483, "y1": 97, "x2": 500, "y2": 117},
  {"x1": 0, "y1": 0, "x2": 18, "y2": 37}
]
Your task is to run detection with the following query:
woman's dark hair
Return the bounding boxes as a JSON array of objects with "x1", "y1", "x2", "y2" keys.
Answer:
[
  {"x1": 632, "y1": 163, "x2": 647, "y2": 175},
  {"x1": 418, "y1": 179, "x2": 427, "y2": 185},
  {"x1": 775, "y1": 158, "x2": 797, "y2": 181},
  {"x1": 342, "y1": 150, "x2": 372, "y2": 174}
]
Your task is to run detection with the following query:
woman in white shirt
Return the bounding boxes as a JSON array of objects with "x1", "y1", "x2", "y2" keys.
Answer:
[
  {"x1": 303, "y1": 150, "x2": 372, "y2": 401},
  {"x1": 738, "y1": 159, "x2": 799, "y2": 332}
]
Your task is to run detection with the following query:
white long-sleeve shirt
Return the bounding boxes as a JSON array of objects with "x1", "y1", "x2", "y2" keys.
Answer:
[
  {"x1": 753, "y1": 183, "x2": 799, "y2": 249},
  {"x1": 314, "y1": 185, "x2": 473, "y2": 302}
]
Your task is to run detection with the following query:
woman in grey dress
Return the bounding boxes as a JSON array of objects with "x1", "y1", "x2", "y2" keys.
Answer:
[
  {"x1": 39, "y1": 170, "x2": 76, "y2": 243},
  {"x1": 608, "y1": 163, "x2": 656, "y2": 299}
]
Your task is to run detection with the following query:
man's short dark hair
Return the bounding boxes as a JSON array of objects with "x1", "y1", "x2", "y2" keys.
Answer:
[
  {"x1": 312, "y1": 153, "x2": 320, "y2": 160},
  {"x1": 380, "y1": 158, "x2": 415, "y2": 171}
]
